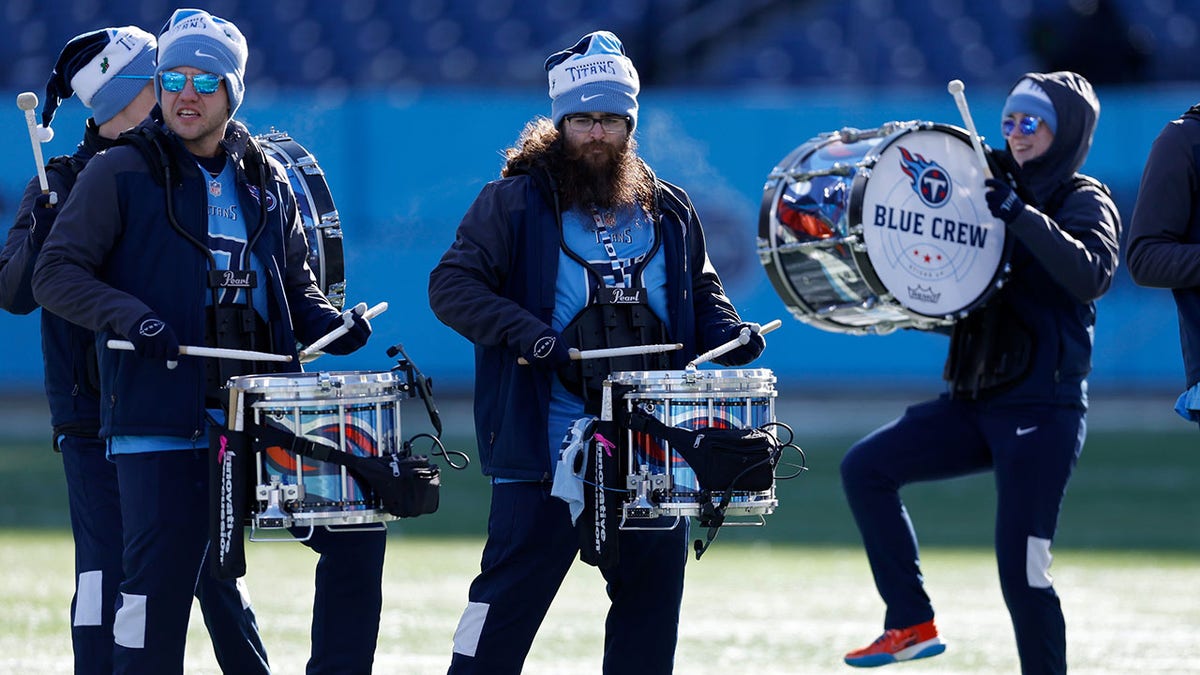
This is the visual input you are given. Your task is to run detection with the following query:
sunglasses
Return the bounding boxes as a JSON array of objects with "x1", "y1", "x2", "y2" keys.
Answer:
[
  {"x1": 159, "y1": 71, "x2": 224, "y2": 95},
  {"x1": 1002, "y1": 115, "x2": 1042, "y2": 137}
]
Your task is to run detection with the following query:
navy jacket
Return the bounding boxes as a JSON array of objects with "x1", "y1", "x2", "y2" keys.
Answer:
[
  {"x1": 33, "y1": 109, "x2": 341, "y2": 440},
  {"x1": 0, "y1": 122, "x2": 105, "y2": 439},
  {"x1": 1126, "y1": 105, "x2": 1200, "y2": 388},
  {"x1": 946, "y1": 71, "x2": 1121, "y2": 406},
  {"x1": 429, "y1": 161, "x2": 746, "y2": 480}
]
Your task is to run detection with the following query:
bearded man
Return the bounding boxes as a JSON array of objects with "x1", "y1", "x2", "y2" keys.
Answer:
[{"x1": 429, "y1": 30, "x2": 765, "y2": 675}]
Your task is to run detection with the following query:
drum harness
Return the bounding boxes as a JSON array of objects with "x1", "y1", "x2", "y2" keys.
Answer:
[
  {"x1": 557, "y1": 205, "x2": 671, "y2": 414},
  {"x1": 121, "y1": 127, "x2": 282, "y2": 407}
]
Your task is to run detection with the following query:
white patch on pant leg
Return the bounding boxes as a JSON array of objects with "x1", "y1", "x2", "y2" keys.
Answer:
[
  {"x1": 236, "y1": 577, "x2": 252, "y2": 610},
  {"x1": 113, "y1": 593, "x2": 147, "y2": 649},
  {"x1": 452, "y1": 602, "x2": 489, "y2": 657},
  {"x1": 74, "y1": 570, "x2": 103, "y2": 627},
  {"x1": 1026, "y1": 536, "x2": 1054, "y2": 589}
]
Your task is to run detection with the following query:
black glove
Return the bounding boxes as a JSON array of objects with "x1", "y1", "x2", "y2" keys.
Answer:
[
  {"x1": 984, "y1": 178, "x2": 1025, "y2": 224},
  {"x1": 323, "y1": 312, "x2": 372, "y2": 355},
  {"x1": 715, "y1": 322, "x2": 766, "y2": 367},
  {"x1": 28, "y1": 192, "x2": 59, "y2": 247},
  {"x1": 522, "y1": 327, "x2": 571, "y2": 370},
  {"x1": 126, "y1": 312, "x2": 180, "y2": 366}
]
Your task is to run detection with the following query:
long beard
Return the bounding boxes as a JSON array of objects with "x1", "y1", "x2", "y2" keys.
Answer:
[
  {"x1": 503, "y1": 118, "x2": 654, "y2": 213},
  {"x1": 558, "y1": 138, "x2": 642, "y2": 210}
]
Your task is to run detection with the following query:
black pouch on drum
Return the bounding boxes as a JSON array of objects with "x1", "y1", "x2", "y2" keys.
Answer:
[
  {"x1": 208, "y1": 425, "x2": 251, "y2": 579},
  {"x1": 347, "y1": 454, "x2": 441, "y2": 518},
  {"x1": 626, "y1": 409, "x2": 775, "y2": 492},
  {"x1": 256, "y1": 421, "x2": 441, "y2": 518}
]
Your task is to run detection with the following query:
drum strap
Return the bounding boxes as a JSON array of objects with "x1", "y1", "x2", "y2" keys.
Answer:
[
  {"x1": 255, "y1": 421, "x2": 441, "y2": 518},
  {"x1": 625, "y1": 407, "x2": 779, "y2": 559}
]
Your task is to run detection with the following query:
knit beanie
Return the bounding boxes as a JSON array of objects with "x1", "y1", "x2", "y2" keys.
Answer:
[
  {"x1": 155, "y1": 8, "x2": 247, "y2": 116},
  {"x1": 40, "y1": 26, "x2": 157, "y2": 140},
  {"x1": 1002, "y1": 78, "x2": 1058, "y2": 134},
  {"x1": 545, "y1": 31, "x2": 640, "y2": 131}
]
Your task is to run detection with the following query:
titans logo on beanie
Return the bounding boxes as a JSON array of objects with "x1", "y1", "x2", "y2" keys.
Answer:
[{"x1": 545, "y1": 31, "x2": 640, "y2": 131}]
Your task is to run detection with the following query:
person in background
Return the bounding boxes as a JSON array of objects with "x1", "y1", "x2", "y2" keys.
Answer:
[
  {"x1": 32, "y1": 10, "x2": 378, "y2": 673},
  {"x1": 429, "y1": 30, "x2": 765, "y2": 675},
  {"x1": 0, "y1": 25, "x2": 270, "y2": 674},
  {"x1": 1125, "y1": 104, "x2": 1200, "y2": 424},
  {"x1": 839, "y1": 72, "x2": 1120, "y2": 673}
]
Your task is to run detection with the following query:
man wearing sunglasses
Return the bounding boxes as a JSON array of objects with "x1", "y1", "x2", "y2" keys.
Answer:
[
  {"x1": 1126, "y1": 104, "x2": 1200, "y2": 426},
  {"x1": 841, "y1": 72, "x2": 1120, "y2": 673},
  {"x1": 1, "y1": 24, "x2": 272, "y2": 675},
  {"x1": 33, "y1": 9, "x2": 380, "y2": 674},
  {"x1": 430, "y1": 30, "x2": 765, "y2": 674}
]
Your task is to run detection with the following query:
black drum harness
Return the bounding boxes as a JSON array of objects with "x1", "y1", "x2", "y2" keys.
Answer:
[
  {"x1": 557, "y1": 206, "x2": 671, "y2": 414},
  {"x1": 122, "y1": 128, "x2": 279, "y2": 406}
]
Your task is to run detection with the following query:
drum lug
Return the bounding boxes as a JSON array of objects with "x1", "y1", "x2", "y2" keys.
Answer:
[{"x1": 255, "y1": 478, "x2": 295, "y2": 529}]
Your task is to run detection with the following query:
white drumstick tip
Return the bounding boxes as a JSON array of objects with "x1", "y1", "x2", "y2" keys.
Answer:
[
  {"x1": 947, "y1": 79, "x2": 964, "y2": 95},
  {"x1": 16, "y1": 92, "x2": 38, "y2": 111}
]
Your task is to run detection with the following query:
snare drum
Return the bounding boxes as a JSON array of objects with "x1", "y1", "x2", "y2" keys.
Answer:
[
  {"x1": 609, "y1": 369, "x2": 778, "y2": 522},
  {"x1": 228, "y1": 370, "x2": 413, "y2": 529},
  {"x1": 257, "y1": 131, "x2": 346, "y2": 309},
  {"x1": 758, "y1": 121, "x2": 1008, "y2": 334}
]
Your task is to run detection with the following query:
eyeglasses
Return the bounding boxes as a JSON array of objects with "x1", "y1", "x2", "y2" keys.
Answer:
[
  {"x1": 159, "y1": 71, "x2": 224, "y2": 95},
  {"x1": 1001, "y1": 115, "x2": 1042, "y2": 137},
  {"x1": 564, "y1": 115, "x2": 628, "y2": 134}
]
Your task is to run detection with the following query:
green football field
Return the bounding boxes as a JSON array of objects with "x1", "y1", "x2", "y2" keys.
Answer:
[{"x1": 1, "y1": 418, "x2": 1197, "y2": 673}]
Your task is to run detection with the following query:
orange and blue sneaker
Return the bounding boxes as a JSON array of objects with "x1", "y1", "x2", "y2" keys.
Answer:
[{"x1": 844, "y1": 619, "x2": 946, "y2": 667}]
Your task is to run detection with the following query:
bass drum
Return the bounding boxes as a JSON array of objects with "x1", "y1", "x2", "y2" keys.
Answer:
[
  {"x1": 758, "y1": 121, "x2": 1009, "y2": 334},
  {"x1": 256, "y1": 131, "x2": 346, "y2": 309}
]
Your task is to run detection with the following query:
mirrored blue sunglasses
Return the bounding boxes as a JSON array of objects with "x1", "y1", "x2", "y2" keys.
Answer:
[
  {"x1": 1001, "y1": 115, "x2": 1042, "y2": 137},
  {"x1": 159, "y1": 71, "x2": 223, "y2": 95}
]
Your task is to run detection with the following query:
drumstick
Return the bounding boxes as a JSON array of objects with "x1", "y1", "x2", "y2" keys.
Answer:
[
  {"x1": 687, "y1": 319, "x2": 782, "y2": 369},
  {"x1": 947, "y1": 79, "x2": 993, "y2": 180},
  {"x1": 298, "y1": 301, "x2": 388, "y2": 360},
  {"x1": 517, "y1": 342, "x2": 683, "y2": 366},
  {"x1": 106, "y1": 340, "x2": 293, "y2": 363},
  {"x1": 16, "y1": 92, "x2": 55, "y2": 201}
]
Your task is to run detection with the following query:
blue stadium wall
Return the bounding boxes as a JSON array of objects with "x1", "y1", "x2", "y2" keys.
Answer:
[{"x1": 1, "y1": 84, "x2": 1192, "y2": 394}]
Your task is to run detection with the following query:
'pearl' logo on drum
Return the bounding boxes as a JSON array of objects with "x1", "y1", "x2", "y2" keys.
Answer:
[{"x1": 898, "y1": 147, "x2": 952, "y2": 208}]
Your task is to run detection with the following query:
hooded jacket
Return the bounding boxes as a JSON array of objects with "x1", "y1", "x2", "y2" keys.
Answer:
[
  {"x1": 944, "y1": 71, "x2": 1121, "y2": 405},
  {"x1": 0, "y1": 121, "x2": 107, "y2": 440},
  {"x1": 1125, "y1": 104, "x2": 1200, "y2": 388},
  {"x1": 32, "y1": 108, "x2": 341, "y2": 441},
  {"x1": 429, "y1": 153, "x2": 746, "y2": 480}
]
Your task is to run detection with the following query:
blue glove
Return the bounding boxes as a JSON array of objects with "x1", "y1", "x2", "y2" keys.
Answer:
[
  {"x1": 522, "y1": 328, "x2": 572, "y2": 371},
  {"x1": 28, "y1": 192, "x2": 59, "y2": 247},
  {"x1": 715, "y1": 322, "x2": 766, "y2": 367},
  {"x1": 984, "y1": 178, "x2": 1025, "y2": 224},
  {"x1": 126, "y1": 312, "x2": 180, "y2": 366},
  {"x1": 324, "y1": 312, "x2": 372, "y2": 355}
]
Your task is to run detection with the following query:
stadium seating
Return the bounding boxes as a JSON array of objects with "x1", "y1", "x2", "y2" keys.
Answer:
[{"x1": 1, "y1": 0, "x2": 1195, "y2": 91}]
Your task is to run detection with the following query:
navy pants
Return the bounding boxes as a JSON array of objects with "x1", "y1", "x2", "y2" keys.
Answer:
[
  {"x1": 109, "y1": 447, "x2": 386, "y2": 675},
  {"x1": 297, "y1": 525, "x2": 387, "y2": 675},
  {"x1": 840, "y1": 396, "x2": 1084, "y2": 675},
  {"x1": 448, "y1": 481, "x2": 688, "y2": 675},
  {"x1": 61, "y1": 438, "x2": 268, "y2": 675}
]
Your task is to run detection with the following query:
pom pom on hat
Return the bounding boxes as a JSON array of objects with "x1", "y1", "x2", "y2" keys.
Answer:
[
  {"x1": 1002, "y1": 78, "x2": 1058, "y2": 135},
  {"x1": 155, "y1": 8, "x2": 248, "y2": 116},
  {"x1": 545, "y1": 31, "x2": 640, "y2": 131},
  {"x1": 42, "y1": 26, "x2": 157, "y2": 134}
]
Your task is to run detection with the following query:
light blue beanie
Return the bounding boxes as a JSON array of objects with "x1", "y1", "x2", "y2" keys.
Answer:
[
  {"x1": 1002, "y1": 78, "x2": 1058, "y2": 134},
  {"x1": 545, "y1": 31, "x2": 640, "y2": 131},
  {"x1": 154, "y1": 8, "x2": 247, "y2": 116}
]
